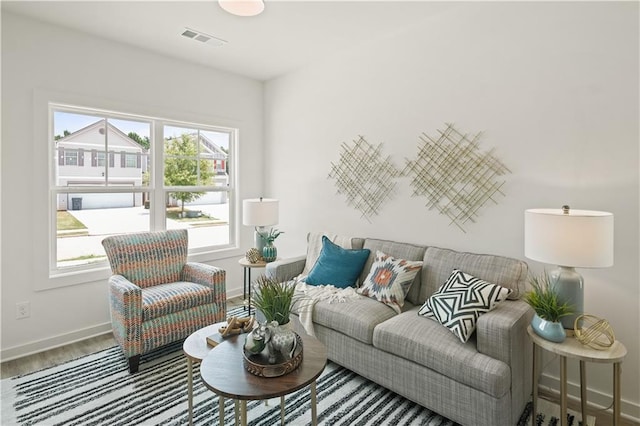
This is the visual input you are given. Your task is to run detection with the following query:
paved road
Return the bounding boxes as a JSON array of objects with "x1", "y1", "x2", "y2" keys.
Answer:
[{"x1": 57, "y1": 204, "x2": 230, "y2": 264}]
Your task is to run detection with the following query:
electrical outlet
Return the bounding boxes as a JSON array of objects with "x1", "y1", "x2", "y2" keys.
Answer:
[{"x1": 16, "y1": 301, "x2": 30, "y2": 319}]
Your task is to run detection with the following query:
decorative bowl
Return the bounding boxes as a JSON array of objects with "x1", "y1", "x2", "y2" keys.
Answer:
[{"x1": 243, "y1": 333, "x2": 303, "y2": 378}]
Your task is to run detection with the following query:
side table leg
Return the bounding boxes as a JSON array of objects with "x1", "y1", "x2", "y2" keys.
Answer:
[
  {"x1": 240, "y1": 400, "x2": 248, "y2": 426},
  {"x1": 280, "y1": 396, "x2": 285, "y2": 426},
  {"x1": 187, "y1": 358, "x2": 193, "y2": 426},
  {"x1": 580, "y1": 360, "x2": 587, "y2": 425},
  {"x1": 532, "y1": 342, "x2": 538, "y2": 423},
  {"x1": 311, "y1": 381, "x2": 318, "y2": 426},
  {"x1": 560, "y1": 356, "x2": 568, "y2": 426},
  {"x1": 247, "y1": 269, "x2": 252, "y2": 316},
  {"x1": 218, "y1": 396, "x2": 225, "y2": 426},
  {"x1": 613, "y1": 362, "x2": 621, "y2": 426},
  {"x1": 243, "y1": 267, "x2": 253, "y2": 316},
  {"x1": 243, "y1": 267, "x2": 248, "y2": 311}
]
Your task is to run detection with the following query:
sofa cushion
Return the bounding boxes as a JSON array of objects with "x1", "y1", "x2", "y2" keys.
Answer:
[
  {"x1": 418, "y1": 246, "x2": 527, "y2": 303},
  {"x1": 357, "y1": 250, "x2": 423, "y2": 314},
  {"x1": 358, "y1": 239, "x2": 426, "y2": 302},
  {"x1": 306, "y1": 236, "x2": 371, "y2": 288},
  {"x1": 417, "y1": 269, "x2": 511, "y2": 342},
  {"x1": 142, "y1": 281, "x2": 215, "y2": 320},
  {"x1": 373, "y1": 307, "x2": 511, "y2": 398},
  {"x1": 302, "y1": 233, "x2": 364, "y2": 276},
  {"x1": 309, "y1": 295, "x2": 397, "y2": 344}
]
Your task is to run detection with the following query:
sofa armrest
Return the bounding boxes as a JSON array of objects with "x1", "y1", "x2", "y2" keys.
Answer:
[
  {"x1": 182, "y1": 262, "x2": 227, "y2": 306},
  {"x1": 265, "y1": 255, "x2": 306, "y2": 282},
  {"x1": 476, "y1": 299, "x2": 533, "y2": 365},
  {"x1": 108, "y1": 275, "x2": 143, "y2": 357},
  {"x1": 477, "y1": 299, "x2": 534, "y2": 423}
]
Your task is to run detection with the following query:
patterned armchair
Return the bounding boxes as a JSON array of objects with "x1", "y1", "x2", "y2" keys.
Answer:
[{"x1": 102, "y1": 229, "x2": 226, "y2": 373}]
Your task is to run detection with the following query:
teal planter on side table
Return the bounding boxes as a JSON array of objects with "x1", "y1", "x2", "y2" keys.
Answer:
[
  {"x1": 262, "y1": 244, "x2": 277, "y2": 262},
  {"x1": 531, "y1": 313, "x2": 566, "y2": 343}
]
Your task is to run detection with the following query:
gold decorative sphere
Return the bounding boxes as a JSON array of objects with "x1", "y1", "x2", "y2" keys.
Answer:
[
  {"x1": 574, "y1": 314, "x2": 615, "y2": 350},
  {"x1": 245, "y1": 248, "x2": 262, "y2": 264}
]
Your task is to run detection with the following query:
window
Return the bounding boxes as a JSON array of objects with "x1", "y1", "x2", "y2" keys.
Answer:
[
  {"x1": 64, "y1": 150, "x2": 78, "y2": 166},
  {"x1": 124, "y1": 153, "x2": 138, "y2": 168},
  {"x1": 96, "y1": 151, "x2": 106, "y2": 167},
  {"x1": 51, "y1": 105, "x2": 236, "y2": 274}
]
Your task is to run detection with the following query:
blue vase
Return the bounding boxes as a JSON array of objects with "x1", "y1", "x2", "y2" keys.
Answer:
[
  {"x1": 531, "y1": 313, "x2": 566, "y2": 343},
  {"x1": 262, "y1": 244, "x2": 277, "y2": 262}
]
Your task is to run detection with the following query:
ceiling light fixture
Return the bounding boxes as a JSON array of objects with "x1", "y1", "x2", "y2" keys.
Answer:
[{"x1": 219, "y1": 0, "x2": 265, "y2": 17}]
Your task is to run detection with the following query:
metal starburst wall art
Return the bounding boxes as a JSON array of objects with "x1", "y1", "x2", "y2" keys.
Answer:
[
  {"x1": 402, "y1": 123, "x2": 511, "y2": 232},
  {"x1": 328, "y1": 136, "x2": 401, "y2": 222}
]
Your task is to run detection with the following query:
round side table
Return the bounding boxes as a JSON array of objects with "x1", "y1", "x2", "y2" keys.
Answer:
[
  {"x1": 527, "y1": 325, "x2": 627, "y2": 426},
  {"x1": 183, "y1": 322, "x2": 228, "y2": 426},
  {"x1": 238, "y1": 257, "x2": 269, "y2": 316}
]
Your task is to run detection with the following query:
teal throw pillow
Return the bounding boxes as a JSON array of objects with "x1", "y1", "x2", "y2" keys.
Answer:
[{"x1": 305, "y1": 236, "x2": 370, "y2": 288}]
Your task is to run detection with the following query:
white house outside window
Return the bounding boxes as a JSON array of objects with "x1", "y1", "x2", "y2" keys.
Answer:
[{"x1": 51, "y1": 104, "x2": 236, "y2": 275}]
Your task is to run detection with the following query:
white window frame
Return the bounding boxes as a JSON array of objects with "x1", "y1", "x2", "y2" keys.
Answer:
[{"x1": 48, "y1": 103, "x2": 238, "y2": 280}]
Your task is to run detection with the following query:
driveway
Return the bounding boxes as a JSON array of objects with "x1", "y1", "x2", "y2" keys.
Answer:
[
  {"x1": 67, "y1": 203, "x2": 230, "y2": 236},
  {"x1": 57, "y1": 203, "x2": 230, "y2": 263}
]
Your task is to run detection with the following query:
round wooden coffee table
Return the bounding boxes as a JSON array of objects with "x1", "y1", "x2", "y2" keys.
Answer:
[{"x1": 200, "y1": 330, "x2": 327, "y2": 426}]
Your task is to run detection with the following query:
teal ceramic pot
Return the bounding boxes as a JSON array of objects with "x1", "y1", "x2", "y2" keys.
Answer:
[
  {"x1": 262, "y1": 244, "x2": 277, "y2": 262},
  {"x1": 531, "y1": 313, "x2": 566, "y2": 343}
]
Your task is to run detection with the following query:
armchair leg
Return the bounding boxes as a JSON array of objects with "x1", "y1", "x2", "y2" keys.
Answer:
[{"x1": 128, "y1": 355, "x2": 141, "y2": 374}]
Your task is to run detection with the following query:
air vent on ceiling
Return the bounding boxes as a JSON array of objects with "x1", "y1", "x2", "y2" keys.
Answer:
[{"x1": 181, "y1": 27, "x2": 227, "y2": 47}]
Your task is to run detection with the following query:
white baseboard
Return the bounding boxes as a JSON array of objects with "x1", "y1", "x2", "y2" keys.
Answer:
[
  {"x1": 1, "y1": 295, "x2": 245, "y2": 363},
  {"x1": 540, "y1": 372, "x2": 640, "y2": 423},
  {"x1": 0, "y1": 322, "x2": 112, "y2": 362},
  {"x1": 226, "y1": 288, "x2": 243, "y2": 300}
]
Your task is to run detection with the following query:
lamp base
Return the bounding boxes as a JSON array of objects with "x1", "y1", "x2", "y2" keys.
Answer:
[
  {"x1": 254, "y1": 227, "x2": 267, "y2": 254},
  {"x1": 549, "y1": 266, "x2": 584, "y2": 330}
]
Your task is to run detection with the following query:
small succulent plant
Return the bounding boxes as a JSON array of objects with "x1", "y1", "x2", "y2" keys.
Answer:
[
  {"x1": 524, "y1": 272, "x2": 574, "y2": 323},
  {"x1": 258, "y1": 228, "x2": 284, "y2": 244}
]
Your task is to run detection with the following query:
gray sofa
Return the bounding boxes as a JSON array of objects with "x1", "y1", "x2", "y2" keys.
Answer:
[{"x1": 266, "y1": 235, "x2": 533, "y2": 426}]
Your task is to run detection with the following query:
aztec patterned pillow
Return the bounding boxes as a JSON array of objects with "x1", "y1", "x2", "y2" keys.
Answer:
[
  {"x1": 357, "y1": 250, "x2": 423, "y2": 314},
  {"x1": 418, "y1": 269, "x2": 511, "y2": 343}
]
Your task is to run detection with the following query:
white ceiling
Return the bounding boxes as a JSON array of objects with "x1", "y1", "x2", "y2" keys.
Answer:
[{"x1": 2, "y1": 0, "x2": 457, "y2": 81}]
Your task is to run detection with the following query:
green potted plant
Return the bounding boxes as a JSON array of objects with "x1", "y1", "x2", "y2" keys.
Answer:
[
  {"x1": 257, "y1": 228, "x2": 284, "y2": 262},
  {"x1": 251, "y1": 275, "x2": 296, "y2": 326},
  {"x1": 524, "y1": 272, "x2": 574, "y2": 343}
]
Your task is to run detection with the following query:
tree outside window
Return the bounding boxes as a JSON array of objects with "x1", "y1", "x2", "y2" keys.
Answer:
[{"x1": 164, "y1": 133, "x2": 214, "y2": 215}]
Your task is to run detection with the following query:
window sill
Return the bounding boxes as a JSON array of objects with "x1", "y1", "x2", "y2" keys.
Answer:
[{"x1": 43, "y1": 246, "x2": 242, "y2": 291}]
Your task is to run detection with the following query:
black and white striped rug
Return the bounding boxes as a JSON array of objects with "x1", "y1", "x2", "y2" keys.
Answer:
[{"x1": 1, "y1": 307, "x2": 591, "y2": 425}]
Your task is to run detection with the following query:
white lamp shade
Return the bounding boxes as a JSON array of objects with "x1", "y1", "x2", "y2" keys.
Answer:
[
  {"x1": 243, "y1": 198, "x2": 278, "y2": 226},
  {"x1": 524, "y1": 208, "x2": 614, "y2": 268},
  {"x1": 219, "y1": 0, "x2": 264, "y2": 17}
]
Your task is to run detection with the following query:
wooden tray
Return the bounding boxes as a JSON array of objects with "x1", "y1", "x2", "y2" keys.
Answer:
[{"x1": 243, "y1": 333, "x2": 303, "y2": 378}]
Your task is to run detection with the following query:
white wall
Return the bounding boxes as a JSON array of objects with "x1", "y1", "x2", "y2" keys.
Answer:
[
  {"x1": 265, "y1": 2, "x2": 639, "y2": 421},
  {"x1": 1, "y1": 13, "x2": 263, "y2": 357}
]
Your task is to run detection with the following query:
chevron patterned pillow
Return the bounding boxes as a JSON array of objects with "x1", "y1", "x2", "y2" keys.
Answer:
[
  {"x1": 357, "y1": 250, "x2": 423, "y2": 314},
  {"x1": 418, "y1": 269, "x2": 511, "y2": 342}
]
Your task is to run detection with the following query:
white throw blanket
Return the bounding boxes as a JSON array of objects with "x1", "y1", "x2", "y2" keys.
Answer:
[{"x1": 293, "y1": 277, "x2": 359, "y2": 336}]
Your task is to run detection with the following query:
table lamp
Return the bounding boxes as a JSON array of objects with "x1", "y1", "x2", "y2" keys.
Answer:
[
  {"x1": 243, "y1": 197, "x2": 279, "y2": 254},
  {"x1": 524, "y1": 205, "x2": 614, "y2": 330}
]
